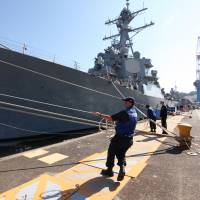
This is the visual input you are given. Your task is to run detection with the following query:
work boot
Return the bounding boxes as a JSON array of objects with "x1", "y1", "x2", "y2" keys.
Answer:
[
  {"x1": 117, "y1": 166, "x2": 125, "y2": 181},
  {"x1": 101, "y1": 168, "x2": 114, "y2": 177}
]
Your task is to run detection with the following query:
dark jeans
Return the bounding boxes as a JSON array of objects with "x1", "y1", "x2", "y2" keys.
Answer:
[
  {"x1": 161, "y1": 117, "x2": 167, "y2": 134},
  {"x1": 149, "y1": 119, "x2": 156, "y2": 131},
  {"x1": 106, "y1": 135, "x2": 133, "y2": 168}
]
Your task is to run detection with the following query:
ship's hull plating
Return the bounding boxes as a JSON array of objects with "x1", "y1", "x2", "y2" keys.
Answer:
[{"x1": 0, "y1": 48, "x2": 164, "y2": 140}]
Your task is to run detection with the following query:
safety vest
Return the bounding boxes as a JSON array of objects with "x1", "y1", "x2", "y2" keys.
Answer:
[{"x1": 115, "y1": 108, "x2": 137, "y2": 137}]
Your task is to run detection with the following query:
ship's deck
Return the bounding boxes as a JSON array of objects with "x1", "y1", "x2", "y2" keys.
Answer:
[{"x1": 0, "y1": 111, "x2": 199, "y2": 200}]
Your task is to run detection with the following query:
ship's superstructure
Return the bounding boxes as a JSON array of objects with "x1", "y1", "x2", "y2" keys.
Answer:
[{"x1": 89, "y1": 0, "x2": 163, "y2": 98}]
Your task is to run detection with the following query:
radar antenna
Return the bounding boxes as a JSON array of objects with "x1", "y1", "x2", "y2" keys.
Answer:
[{"x1": 103, "y1": 0, "x2": 154, "y2": 57}]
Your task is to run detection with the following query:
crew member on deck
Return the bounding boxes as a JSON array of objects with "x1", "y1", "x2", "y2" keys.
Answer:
[
  {"x1": 160, "y1": 101, "x2": 168, "y2": 134},
  {"x1": 94, "y1": 97, "x2": 137, "y2": 181},
  {"x1": 145, "y1": 104, "x2": 157, "y2": 132}
]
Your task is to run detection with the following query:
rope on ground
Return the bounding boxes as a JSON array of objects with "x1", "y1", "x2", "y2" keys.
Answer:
[
  {"x1": 183, "y1": 138, "x2": 200, "y2": 156},
  {"x1": 0, "y1": 157, "x2": 135, "y2": 179}
]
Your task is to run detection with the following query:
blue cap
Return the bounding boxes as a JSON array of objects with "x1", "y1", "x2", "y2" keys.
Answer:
[{"x1": 122, "y1": 97, "x2": 135, "y2": 104}]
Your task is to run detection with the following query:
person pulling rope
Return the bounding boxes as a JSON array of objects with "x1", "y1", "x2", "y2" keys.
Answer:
[{"x1": 93, "y1": 97, "x2": 137, "y2": 181}]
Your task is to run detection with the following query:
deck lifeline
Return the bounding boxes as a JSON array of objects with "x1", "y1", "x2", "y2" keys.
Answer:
[{"x1": 0, "y1": 115, "x2": 184, "y2": 200}]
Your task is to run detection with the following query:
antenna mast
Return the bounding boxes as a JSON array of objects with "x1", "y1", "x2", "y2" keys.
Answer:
[{"x1": 103, "y1": 0, "x2": 154, "y2": 57}]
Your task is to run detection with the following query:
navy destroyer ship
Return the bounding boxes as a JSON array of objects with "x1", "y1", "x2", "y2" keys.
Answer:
[{"x1": 0, "y1": 1, "x2": 169, "y2": 140}]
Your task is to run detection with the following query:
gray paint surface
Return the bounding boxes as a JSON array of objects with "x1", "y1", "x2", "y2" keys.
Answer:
[{"x1": 0, "y1": 48, "x2": 163, "y2": 140}]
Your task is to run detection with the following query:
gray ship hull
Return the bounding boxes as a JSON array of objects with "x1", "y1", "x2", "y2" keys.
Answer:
[{"x1": 0, "y1": 48, "x2": 164, "y2": 140}]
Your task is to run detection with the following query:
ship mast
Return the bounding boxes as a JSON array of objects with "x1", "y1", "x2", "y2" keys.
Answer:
[
  {"x1": 126, "y1": 0, "x2": 130, "y2": 9},
  {"x1": 103, "y1": 0, "x2": 154, "y2": 56}
]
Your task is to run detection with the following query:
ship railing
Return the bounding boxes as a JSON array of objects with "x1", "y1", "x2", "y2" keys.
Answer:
[{"x1": 0, "y1": 37, "x2": 86, "y2": 71}]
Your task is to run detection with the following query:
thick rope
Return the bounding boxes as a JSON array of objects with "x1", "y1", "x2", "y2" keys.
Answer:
[
  {"x1": 111, "y1": 81, "x2": 178, "y2": 136},
  {"x1": 0, "y1": 59, "x2": 181, "y2": 136},
  {"x1": 0, "y1": 100, "x2": 113, "y2": 129},
  {"x1": 0, "y1": 122, "x2": 49, "y2": 135},
  {"x1": 0, "y1": 105, "x2": 106, "y2": 128},
  {"x1": 111, "y1": 81, "x2": 125, "y2": 98},
  {"x1": 183, "y1": 138, "x2": 199, "y2": 155},
  {"x1": 111, "y1": 81, "x2": 147, "y2": 108},
  {"x1": 0, "y1": 93, "x2": 93, "y2": 114},
  {"x1": 0, "y1": 59, "x2": 150, "y2": 108},
  {"x1": 0, "y1": 100, "x2": 102, "y2": 125},
  {"x1": 0, "y1": 59, "x2": 121, "y2": 100}
]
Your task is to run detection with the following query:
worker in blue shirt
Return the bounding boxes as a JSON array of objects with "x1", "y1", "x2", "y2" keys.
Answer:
[
  {"x1": 145, "y1": 104, "x2": 157, "y2": 132},
  {"x1": 94, "y1": 97, "x2": 137, "y2": 181}
]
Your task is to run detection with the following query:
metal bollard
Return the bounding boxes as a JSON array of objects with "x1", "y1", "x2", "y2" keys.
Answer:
[{"x1": 176, "y1": 123, "x2": 192, "y2": 148}]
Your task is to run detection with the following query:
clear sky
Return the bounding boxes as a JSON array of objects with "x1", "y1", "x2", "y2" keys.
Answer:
[{"x1": 0, "y1": 0, "x2": 200, "y2": 93}]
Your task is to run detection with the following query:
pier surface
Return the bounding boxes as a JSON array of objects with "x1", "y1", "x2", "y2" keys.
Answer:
[{"x1": 0, "y1": 110, "x2": 199, "y2": 200}]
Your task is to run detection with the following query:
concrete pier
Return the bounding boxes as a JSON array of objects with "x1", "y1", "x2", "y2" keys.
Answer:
[{"x1": 0, "y1": 111, "x2": 199, "y2": 200}]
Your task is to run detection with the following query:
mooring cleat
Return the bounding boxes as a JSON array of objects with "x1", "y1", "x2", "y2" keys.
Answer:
[{"x1": 101, "y1": 169, "x2": 114, "y2": 177}]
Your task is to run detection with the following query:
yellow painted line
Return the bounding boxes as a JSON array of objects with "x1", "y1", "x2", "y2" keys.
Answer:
[
  {"x1": 0, "y1": 116, "x2": 184, "y2": 199},
  {"x1": 22, "y1": 149, "x2": 49, "y2": 158},
  {"x1": 38, "y1": 153, "x2": 68, "y2": 164},
  {"x1": 54, "y1": 135, "x2": 167, "y2": 199},
  {"x1": 0, "y1": 174, "x2": 73, "y2": 200},
  {"x1": 33, "y1": 175, "x2": 48, "y2": 200},
  {"x1": 1, "y1": 176, "x2": 40, "y2": 200},
  {"x1": 54, "y1": 116, "x2": 182, "y2": 199},
  {"x1": 56, "y1": 154, "x2": 148, "y2": 200}
]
